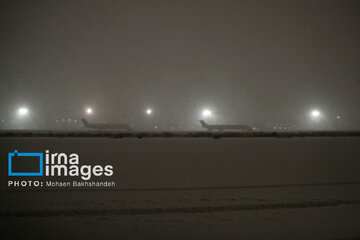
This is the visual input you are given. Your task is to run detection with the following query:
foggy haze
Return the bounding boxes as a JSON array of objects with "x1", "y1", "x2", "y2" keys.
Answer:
[{"x1": 0, "y1": 0, "x2": 359, "y2": 130}]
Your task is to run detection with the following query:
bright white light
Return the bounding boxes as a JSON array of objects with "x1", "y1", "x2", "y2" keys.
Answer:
[
  {"x1": 18, "y1": 107, "x2": 29, "y2": 116},
  {"x1": 202, "y1": 109, "x2": 212, "y2": 118},
  {"x1": 311, "y1": 110, "x2": 321, "y2": 118},
  {"x1": 86, "y1": 108, "x2": 93, "y2": 115},
  {"x1": 146, "y1": 109, "x2": 152, "y2": 115}
]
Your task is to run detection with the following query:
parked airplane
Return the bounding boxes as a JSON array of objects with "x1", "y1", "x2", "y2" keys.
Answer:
[
  {"x1": 199, "y1": 120, "x2": 253, "y2": 132},
  {"x1": 81, "y1": 119, "x2": 132, "y2": 131}
]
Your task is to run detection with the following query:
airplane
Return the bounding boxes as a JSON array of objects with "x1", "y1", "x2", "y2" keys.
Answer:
[
  {"x1": 199, "y1": 120, "x2": 253, "y2": 132},
  {"x1": 81, "y1": 119, "x2": 132, "y2": 131}
]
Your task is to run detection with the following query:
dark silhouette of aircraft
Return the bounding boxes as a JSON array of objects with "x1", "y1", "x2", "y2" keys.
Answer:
[
  {"x1": 200, "y1": 120, "x2": 253, "y2": 132},
  {"x1": 81, "y1": 119, "x2": 132, "y2": 131}
]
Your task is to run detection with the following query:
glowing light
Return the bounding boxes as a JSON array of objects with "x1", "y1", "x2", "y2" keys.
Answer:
[
  {"x1": 18, "y1": 107, "x2": 29, "y2": 116},
  {"x1": 310, "y1": 110, "x2": 321, "y2": 118},
  {"x1": 202, "y1": 109, "x2": 212, "y2": 118},
  {"x1": 336, "y1": 115, "x2": 341, "y2": 119},
  {"x1": 86, "y1": 108, "x2": 93, "y2": 115},
  {"x1": 146, "y1": 109, "x2": 152, "y2": 115}
]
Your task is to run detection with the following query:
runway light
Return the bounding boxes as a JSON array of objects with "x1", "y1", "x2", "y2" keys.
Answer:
[
  {"x1": 18, "y1": 107, "x2": 29, "y2": 116},
  {"x1": 202, "y1": 109, "x2": 212, "y2": 118},
  {"x1": 86, "y1": 108, "x2": 93, "y2": 115},
  {"x1": 146, "y1": 109, "x2": 152, "y2": 115}
]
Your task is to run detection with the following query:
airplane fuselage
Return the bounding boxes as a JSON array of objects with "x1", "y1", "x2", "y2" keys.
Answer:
[
  {"x1": 81, "y1": 119, "x2": 132, "y2": 131},
  {"x1": 200, "y1": 120, "x2": 252, "y2": 132},
  {"x1": 85, "y1": 124, "x2": 131, "y2": 130},
  {"x1": 206, "y1": 125, "x2": 249, "y2": 130}
]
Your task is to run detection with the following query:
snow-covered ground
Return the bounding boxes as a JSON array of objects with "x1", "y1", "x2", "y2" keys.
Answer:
[{"x1": 1, "y1": 136, "x2": 359, "y2": 239}]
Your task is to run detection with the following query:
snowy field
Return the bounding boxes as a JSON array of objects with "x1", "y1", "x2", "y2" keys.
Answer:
[{"x1": 1, "y1": 135, "x2": 360, "y2": 239}]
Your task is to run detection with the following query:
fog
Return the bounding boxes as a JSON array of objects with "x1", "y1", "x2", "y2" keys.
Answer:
[{"x1": 0, "y1": 0, "x2": 359, "y2": 131}]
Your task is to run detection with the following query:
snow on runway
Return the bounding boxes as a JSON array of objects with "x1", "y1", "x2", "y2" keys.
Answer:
[{"x1": 1, "y1": 136, "x2": 359, "y2": 239}]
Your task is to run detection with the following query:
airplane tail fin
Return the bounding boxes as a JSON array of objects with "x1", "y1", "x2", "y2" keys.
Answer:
[
  {"x1": 199, "y1": 120, "x2": 208, "y2": 128},
  {"x1": 81, "y1": 119, "x2": 89, "y2": 127}
]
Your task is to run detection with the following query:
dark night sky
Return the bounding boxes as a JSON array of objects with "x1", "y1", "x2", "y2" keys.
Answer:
[{"x1": 0, "y1": 0, "x2": 359, "y2": 128}]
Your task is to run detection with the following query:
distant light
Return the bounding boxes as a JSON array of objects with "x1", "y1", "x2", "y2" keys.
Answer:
[
  {"x1": 86, "y1": 108, "x2": 93, "y2": 115},
  {"x1": 310, "y1": 110, "x2": 321, "y2": 118},
  {"x1": 146, "y1": 109, "x2": 152, "y2": 115},
  {"x1": 202, "y1": 109, "x2": 212, "y2": 118},
  {"x1": 336, "y1": 115, "x2": 341, "y2": 119},
  {"x1": 18, "y1": 107, "x2": 29, "y2": 116}
]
